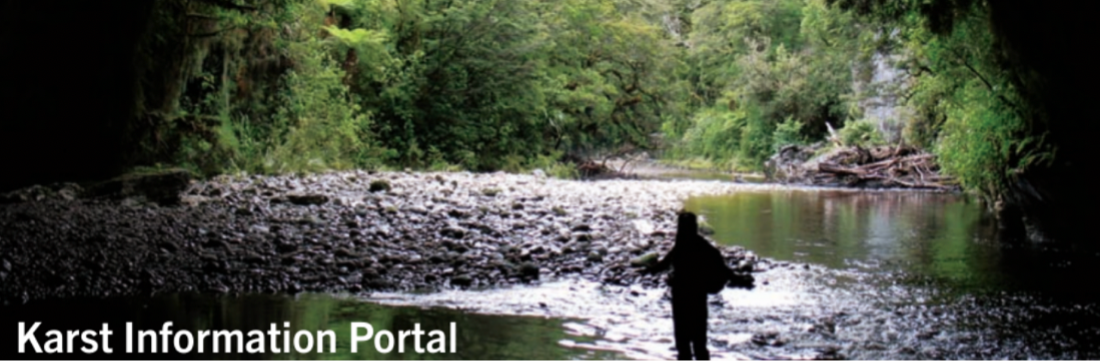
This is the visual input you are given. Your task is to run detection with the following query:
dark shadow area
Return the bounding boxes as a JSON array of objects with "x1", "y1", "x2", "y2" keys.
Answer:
[{"x1": 0, "y1": 0, "x2": 153, "y2": 192}]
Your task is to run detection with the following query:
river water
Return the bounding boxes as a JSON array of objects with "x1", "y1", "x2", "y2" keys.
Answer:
[
  {"x1": 684, "y1": 190, "x2": 1100, "y2": 359},
  {"x1": 5, "y1": 186, "x2": 1099, "y2": 359}
]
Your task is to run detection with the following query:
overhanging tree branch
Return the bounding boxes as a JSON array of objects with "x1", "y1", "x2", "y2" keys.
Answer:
[{"x1": 949, "y1": 47, "x2": 1023, "y2": 116}]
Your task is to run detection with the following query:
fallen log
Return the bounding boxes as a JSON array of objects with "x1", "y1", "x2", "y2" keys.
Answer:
[
  {"x1": 765, "y1": 144, "x2": 957, "y2": 191},
  {"x1": 818, "y1": 163, "x2": 868, "y2": 176}
]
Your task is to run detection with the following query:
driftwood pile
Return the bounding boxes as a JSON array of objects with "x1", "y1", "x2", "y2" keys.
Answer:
[
  {"x1": 565, "y1": 151, "x2": 648, "y2": 180},
  {"x1": 765, "y1": 144, "x2": 956, "y2": 190}
]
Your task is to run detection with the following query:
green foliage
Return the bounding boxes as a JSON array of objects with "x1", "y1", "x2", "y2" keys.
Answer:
[
  {"x1": 122, "y1": 0, "x2": 1054, "y2": 203},
  {"x1": 738, "y1": 104, "x2": 775, "y2": 169},
  {"x1": 838, "y1": 119, "x2": 884, "y2": 147},
  {"x1": 263, "y1": 37, "x2": 382, "y2": 173},
  {"x1": 666, "y1": 0, "x2": 867, "y2": 171},
  {"x1": 679, "y1": 107, "x2": 745, "y2": 164},
  {"x1": 524, "y1": 151, "x2": 579, "y2": 179},
  {"x1": 890, "y1": 5, "x2": 1054, "y2": 199},
  {"x1": 773, "y1": 117, "x2": 806, "y2": 150}
]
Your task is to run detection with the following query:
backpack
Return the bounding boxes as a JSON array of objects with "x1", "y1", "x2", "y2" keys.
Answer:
[
  {"x1": 701, "y1": 237, "x2": 733, "y2": 294},
  {"x1": 698, "y1": 236, "x2": 756, "y2": 294}
]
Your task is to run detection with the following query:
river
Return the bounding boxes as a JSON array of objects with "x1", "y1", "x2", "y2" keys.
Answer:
[{"x1": 4, "y1": 182, "x2": 1098, "y2": 359}]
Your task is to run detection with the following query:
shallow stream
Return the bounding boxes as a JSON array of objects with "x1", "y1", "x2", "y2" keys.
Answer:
[{"x1": 5, "y1": 186, "x2": 1099, "y2": 359}]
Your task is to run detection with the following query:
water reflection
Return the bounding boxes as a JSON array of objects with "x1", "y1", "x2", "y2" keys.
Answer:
[
  {"x1": 685, "y1": 190, "x2": 1100, "y2": 298},
  {"x1": 0, "y1": 293, "x2": 619, "y2": 360}
]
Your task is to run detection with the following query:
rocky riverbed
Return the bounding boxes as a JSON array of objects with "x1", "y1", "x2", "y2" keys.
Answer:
[{"x1": 0, "y1": 171, "x2": 785, "y2": 303}]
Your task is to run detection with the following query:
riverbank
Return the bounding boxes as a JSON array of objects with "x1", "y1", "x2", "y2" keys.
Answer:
[{"x1": 0, "y1": 171, "x2": 791, "y2": 302}]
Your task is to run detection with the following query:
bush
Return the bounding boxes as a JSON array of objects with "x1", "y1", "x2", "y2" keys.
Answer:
[
  {"x1": 772, "y1": 117, "x2": 806, "y2": 151},
  {"x1": 839, "y1": 119, "x2": 885, "y2": 147},
  {"x1": 524, "y1": 151, "x2": 578, "y2": 179},
  {"x1": 738, "y1": 105, "x2": 774, "y2": 169},
  {"x1": 936, "y1": 84, "x2": 1052, "y2": 198},
  {"x1": 678, "y1": 107, "x2": 745, "y2": 163}
]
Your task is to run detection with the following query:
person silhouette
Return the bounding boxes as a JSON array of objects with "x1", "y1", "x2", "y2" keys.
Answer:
[{"x1": 647, "y1": 211, "x2": 740, "y2": 360}]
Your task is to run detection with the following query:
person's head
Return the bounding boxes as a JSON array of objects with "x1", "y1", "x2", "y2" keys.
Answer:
[{"x1": 676, "y1": 211, "x2": 699, "y2": 244}]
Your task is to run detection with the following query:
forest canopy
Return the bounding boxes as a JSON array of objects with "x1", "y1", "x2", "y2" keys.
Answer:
[{"x1": 1, "y1": 0, "x2": 1082, "y2": 212}]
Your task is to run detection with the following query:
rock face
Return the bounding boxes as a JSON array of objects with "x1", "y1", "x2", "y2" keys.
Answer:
[{"x1": 83, "y1": 168, "x2": 193, "y2": 205}]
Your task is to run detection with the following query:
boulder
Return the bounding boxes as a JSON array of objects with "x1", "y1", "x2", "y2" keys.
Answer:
[{"x1": 369, "y1": 180, "x2": 391, "y2": 193}]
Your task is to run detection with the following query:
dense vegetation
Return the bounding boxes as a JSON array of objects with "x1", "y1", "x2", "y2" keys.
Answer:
[{"x1": 3, "y1": 0, "x2": 1075, "y2": 210}]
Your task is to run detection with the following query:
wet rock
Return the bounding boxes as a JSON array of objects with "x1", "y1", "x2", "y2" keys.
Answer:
[
  {"x1": 298, "y1": 216, "x2": 324, "y2": 226},
  {"x1": 276, "y1": 239, "x2": 298, "y2": 253},
  {"x1": 921, "y1": 347, "x2": 944, "y2": 359},
  {"x1": 244, "y1": 253, "x2": 267, "y2": 264},
  {"x1": 736, "y1": 259, "x2": 754, "y2": 273},
  {"x1": 587, "y1": 251, "x2": 603, "y2": 262},
  {"x1": 751, "y1": 331, "x2": 780, "y2": 346},
  {"x1": 442, "y1": 226, "x2": 467, "y2": 239},
  {"x1": 519, "y1": 262, "x2": 540, "y2": 280},
  {"x1": 287, "y1": 194, "x2": 328, "y2": 206},
  {"x1": 334, "y1": 248, "x2": 358, "y2": 258},
  {"x1": 406, "y1": 205, "x2": 429, "y2": 215},
  {"x1": 631, "y1": 219, "x2": 655, "y2": 235},
  {"x1": 864, "y1": 343, "x2": 888, "y2": 351},
  {"x1": 369, "y1": 180, "x2": 391, "y2": 193},
  {"x1": 630, "y1": 252, "x2": 659, "y2": 268},
  {"x1": 482, "y1": 188, "x2": 502, "y2": 197},
  {"x1": 917, "y1": 329, "x2": 939, "y2": 340}
]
